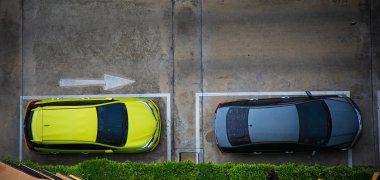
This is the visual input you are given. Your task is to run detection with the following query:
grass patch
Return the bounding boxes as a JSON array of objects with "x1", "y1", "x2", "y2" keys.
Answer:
[{"x1": 8, "y1": 159, "x2": 378, "y2": 180}]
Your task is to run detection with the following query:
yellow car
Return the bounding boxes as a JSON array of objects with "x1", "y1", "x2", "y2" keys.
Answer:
[{"x1": 24, "y1": 97, "x2": 161, "y2": 154}]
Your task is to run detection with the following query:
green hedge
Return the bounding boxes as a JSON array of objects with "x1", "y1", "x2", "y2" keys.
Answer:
[
  {"x1": 13, "y1": 159, "x2": 379, "y2": 180},
  {"x1": 274, "y1": 163, "x2": 378, "y2": 180}
]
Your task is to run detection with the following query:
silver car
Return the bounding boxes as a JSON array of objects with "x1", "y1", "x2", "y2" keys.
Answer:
[{"x1": 214, "y1": 92, "x2": 362, "y2": 154}]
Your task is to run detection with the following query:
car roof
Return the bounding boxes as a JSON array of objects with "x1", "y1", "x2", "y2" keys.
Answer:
[
  {"x1": 248, "y1": 105, "x2": 299, "y2": 143},
  {"x1": 38, "y1": 106, "x2": 98, "y2": 143}
]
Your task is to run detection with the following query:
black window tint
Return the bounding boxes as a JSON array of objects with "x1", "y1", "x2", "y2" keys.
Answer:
[
  {"x1": 296, "y1": 101, "x2": 329, "y2": 146},
  {"x1": 226, "y1": 108, "x2": 251, "y2": 146},
  {"x1": 96, "y1": 103, "x2": 127, "y2": 146}
]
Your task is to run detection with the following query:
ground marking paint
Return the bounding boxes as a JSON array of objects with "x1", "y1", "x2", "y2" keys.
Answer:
[
  {"x1": 19, "y1": 93, "x2": 171, "y2": 161},
  {"x1": 195, "y1": 91, "x2": 351, "y2": 164},
  {"x1": 378, "y1": 91, "x2": 380, "y2": 166},
  {"x1": 59, "y1": 74, "x2": 135, "y2": 90}
]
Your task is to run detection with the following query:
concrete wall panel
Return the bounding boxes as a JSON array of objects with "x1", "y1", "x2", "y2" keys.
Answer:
[
  {"x1": 173, "y1": 0, "x2": 202, "y2": 150},
  {"x1": 22, "y1": 0, "x2": 172, "y2": 95},
  {"x1": 202, "y1": 0, "x2": 375, "y2": 166},
  {"x1": 21, "y1": 0, "x2": 172, "y2": 164},
  {"x1": 0, "y1": 0, "x2": 21, "y2": 160}
]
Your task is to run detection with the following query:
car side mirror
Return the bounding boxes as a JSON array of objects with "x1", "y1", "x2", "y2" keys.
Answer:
[
  {"x1": 305, "y1": 91, "x2": 313, "y2": 98},
  {"x1": 105, "y1": 149, "x2": 113, "y2": 153}
]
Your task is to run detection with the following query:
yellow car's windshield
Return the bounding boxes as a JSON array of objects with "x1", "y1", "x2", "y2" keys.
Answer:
[{"x1": 96, "y1": 103, "x2": 128, "y2": 146}]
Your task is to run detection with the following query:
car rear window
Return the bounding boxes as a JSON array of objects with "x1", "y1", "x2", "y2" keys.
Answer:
[
  {"x1": 226, "y1": 108, "x2": 251, "y2": 146},
  {"x1": 96, "y1": 103, "x2": 127, "y2": 146},
  {"x1": 296, "y1": 100, "x2": 329, "y2": 146}
]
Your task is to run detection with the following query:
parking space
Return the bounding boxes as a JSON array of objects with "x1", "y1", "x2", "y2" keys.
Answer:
[
  {"x1": 201, "y1": 1, "x2": 376, "y2": 166},
  {"x1": 20, "y1": 94, "x2": 171, "y2": 164},
  {"x1": 199, "y1": 91, "x2": 352, "y2": 166},
  {"x1": 378, "y1": 91, "x2": 380, "y2": 162},
  {"x1": 19, "y1": 0, "x2": 173, "y2": 164}
]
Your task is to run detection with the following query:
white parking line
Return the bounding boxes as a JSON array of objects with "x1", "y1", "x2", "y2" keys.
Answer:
[
  {"x1": 195, "y1": 91, "x2": 351, "y2": 164},
  {"x1": 200, "y1": 91, "x2": 350, "y2": 97},
  {"x1": 19, "y1": 96, "x2": 24, "y2": 161},
  {"x1": 19, "y1": 93, "x2": 171, "y2": 161},
  {"x1": 166, "y1": 93, "x2": 171, "y2": 161},
  {"x1": 195, "y1": 93, "x2": 201, "y2": 163},
  {"x1": 378, "y1": 91, "x2": 380, "y2": 166},
  {"x1": 348, "y1": 149, "x2": 353, "y2": 167}
]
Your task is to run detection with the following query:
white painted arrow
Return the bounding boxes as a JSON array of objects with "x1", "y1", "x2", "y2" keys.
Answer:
[{"x1": 59, "y1": 74, "x2": 135, "y2": 90}]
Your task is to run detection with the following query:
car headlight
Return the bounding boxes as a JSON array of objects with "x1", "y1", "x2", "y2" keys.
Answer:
[
  {"x1": 136, "y1": 136, "x2": 155, "y2": 151},
  {"x1": 137, "y1": 123, "x2": 158, "y2": 151},
  {"x1": 137, "y1": 100, "x2": 157, "y2": 119}
]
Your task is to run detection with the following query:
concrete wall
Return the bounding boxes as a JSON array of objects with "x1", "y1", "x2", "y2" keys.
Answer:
[{"x1": 0, "y1": 0, "x2": 22, "y2": 159}]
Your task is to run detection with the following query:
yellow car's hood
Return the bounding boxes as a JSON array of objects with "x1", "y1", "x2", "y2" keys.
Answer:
[
  {"x1": 125, "y1": 101, "x2": 156, "y2": 148},
  {"x1": 37, "y1": 107, "x2": 98, "y2": 143}
]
